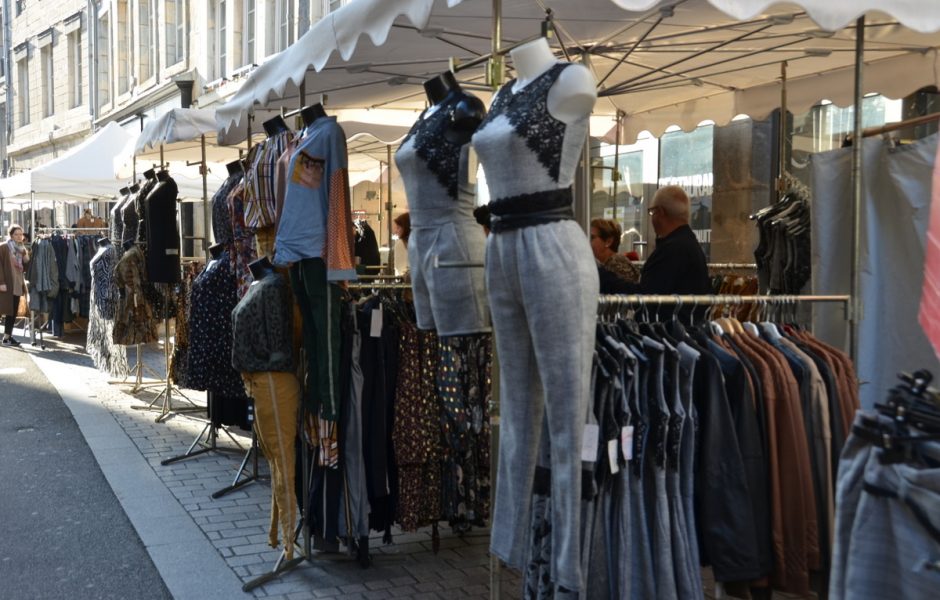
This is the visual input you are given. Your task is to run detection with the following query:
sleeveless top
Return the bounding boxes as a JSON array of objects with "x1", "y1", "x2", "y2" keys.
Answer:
[
  {"x1": 395, "y1": 93, "x2": 477, "y2": 228},
  {"x1": 471, "y1": 62, "x2": 590, "y2": 231}
]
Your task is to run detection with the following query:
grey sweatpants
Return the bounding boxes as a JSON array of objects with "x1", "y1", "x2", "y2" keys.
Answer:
[
  {"x1": 831, "y1": 412, "x2": 940, "y2": 600},
  {"x1": 486, "y1": 220, "x2": 598, "y2": 593}
]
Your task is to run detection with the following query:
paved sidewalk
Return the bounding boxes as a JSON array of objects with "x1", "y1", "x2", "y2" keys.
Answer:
[{"x1": 16, "y1": 329, "x2": 521, "y2": 600}]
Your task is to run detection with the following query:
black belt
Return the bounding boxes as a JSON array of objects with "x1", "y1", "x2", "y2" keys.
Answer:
[{"x1": 489, "y1": 188, "x2": 574, "y2": 233}]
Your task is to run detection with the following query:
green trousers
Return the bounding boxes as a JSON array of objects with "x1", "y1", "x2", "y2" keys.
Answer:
[{"x1": 289, "y1": 258, "x2": 342, "y2": 420}]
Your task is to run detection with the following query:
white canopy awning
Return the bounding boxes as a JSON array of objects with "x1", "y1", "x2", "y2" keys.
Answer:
[
  {"x1": 214, "y1": 0, "x2": 940, "y2": 145},
  {"x1": 134, "y1": 108, "x2": 238, "y2": 163},
  {"x1": 0, "y1": 122, "x2": 135, "y2": 201}
]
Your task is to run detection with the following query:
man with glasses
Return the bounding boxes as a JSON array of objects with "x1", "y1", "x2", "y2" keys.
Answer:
[{"x1": 610, "y1": 185, "x2": 710, "y2": 298}]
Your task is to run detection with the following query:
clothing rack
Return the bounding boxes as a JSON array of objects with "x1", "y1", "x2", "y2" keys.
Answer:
[
  {"x1": 346, "y1": 282, "x2": 412, "y2": 290},
  {"x1": 599, "y1": 293, "x2": 850, "y2": 305}
]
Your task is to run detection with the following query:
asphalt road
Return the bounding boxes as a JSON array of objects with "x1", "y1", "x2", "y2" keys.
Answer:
[{"x1": 0, "y1": 346, "x2": 174, "y2": 600}]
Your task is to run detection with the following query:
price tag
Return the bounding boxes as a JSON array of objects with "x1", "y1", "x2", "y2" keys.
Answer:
[
  {"x1": 621, "y1": 426, "x2": 634, "y2": 461},
  {"x1": 370, "y1": 305, "x2": 383, "y2": 338},
  {"x1": 607, "y1": 439, "x2": 620, "y2": 474},
  {"x1": 581, "y1": 423, "x2": 599, "y2": 462}
]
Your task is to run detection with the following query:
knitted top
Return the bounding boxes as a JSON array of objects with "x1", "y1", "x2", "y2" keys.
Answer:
[
  {"x1": 471, "y1": 63, "x2": 589, "y2": 204},
  {"x1": 231, "y1": 271, "x2": 294, "y2": 373}
]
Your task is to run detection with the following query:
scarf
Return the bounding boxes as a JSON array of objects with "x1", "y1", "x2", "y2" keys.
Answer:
[{"x1": 7, "y1": 239, "x2": 23, "y2": 273}]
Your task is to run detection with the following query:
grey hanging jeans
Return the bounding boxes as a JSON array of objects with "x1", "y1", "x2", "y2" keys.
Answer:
[{"x1": 486, "y1": 220, "x2": 598, "y2": 593}]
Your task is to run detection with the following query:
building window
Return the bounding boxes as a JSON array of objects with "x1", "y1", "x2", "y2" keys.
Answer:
[
  {"x1": 97, "y1": 13, "x2": 111, "y2": 108},
  {"x1": 326, "y1": 0, "x2": 348, "y2": 13},
  {"x1": 0, "y1": 14, "x2": 5, "y2": 80},
  {"x1": 41, "y1": 44, "x2": 54, "y2": 118},
  {"x1": 138, "y1": 0, "x2": 155, "y2": 82},
  {"x1": 14, "y1": 0, "x2": 24, "y2": 17},
  {"x1": 165, "y1": 0, "x2": 185, "y2": 66},
  {"x1": 117, "y1": 1, "x2": 131, "y2": 94},
  {"x1": 16, "y1": 56, "x2": 28, "y2": 126},
  {"x1": 208, "y1": 0, "x2": 226, "y2": 80},
  {"x1": 69, "y1": 30, "x2": 83, "y2": 108},
  {"x1": 267, "y1": 0, "x2": 292, "y2": 54},
  {"x1": 243, "y1": 0, "x2": 255, "y2": 66}
]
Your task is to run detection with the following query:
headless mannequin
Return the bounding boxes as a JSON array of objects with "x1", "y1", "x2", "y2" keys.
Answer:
[
  {"x1": 143, "y1": 168, "x2": 156, "y2": 181},
  {"x1": 300, "y1": 103, "x2": 327, "y2": 128},
  {"x1": 130, "y1": 183, "x2": 140, "y2": 193},
  {"x1": 97, "y1": 238, "x2": 111, "y2": 248},
  {"x1": 510, "y1": 36, "x2": 596, "y2": 124},
  {"x1": 249, "y1": 255, "x2": 276, "y2": 280},
  {"x1": 119, "y1": 187, "x2": 129, "y2": 196},
  {"x1": 263, "y1": 116, "x2": 291, "y2": 137},
  {"x1": 209, "y1": 243, "x2": 225, "y2": 260},
  {"x1": 156, "y1": 170, "x2": 170, "y2": 182},
  {"x1": 423, "y1": 71, "x2": 486, "y2": 145},
  {"x1": 225, "y1": 160, "x2": 243, "y2": 176}
]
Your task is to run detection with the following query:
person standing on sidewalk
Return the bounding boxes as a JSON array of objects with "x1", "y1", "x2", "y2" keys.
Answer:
[{"x1": 0, "y1": 224, "x2": 29, "y2": 347}]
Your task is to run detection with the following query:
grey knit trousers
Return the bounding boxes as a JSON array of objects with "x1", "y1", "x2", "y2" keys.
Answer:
[{"x1": 486, "y1": 220, "x2": 598, "y2": 593}]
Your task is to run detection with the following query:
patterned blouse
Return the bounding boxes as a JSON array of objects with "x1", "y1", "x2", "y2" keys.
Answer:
[{"x1": 603, "y1": 253, "x2": 641, "y2": 284}]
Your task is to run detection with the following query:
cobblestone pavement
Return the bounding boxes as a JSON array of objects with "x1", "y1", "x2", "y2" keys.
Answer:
[{"x1": 25, "y1": 328, "x2": 522, "y2": 600}]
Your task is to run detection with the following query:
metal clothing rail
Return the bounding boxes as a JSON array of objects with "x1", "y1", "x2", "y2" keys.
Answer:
[
  {"x1": 346, "y1": 282, "x2": 412, "y2": 290},
  {"x1": 599, "y1": 293, "x2": 850, "y2": 305}
]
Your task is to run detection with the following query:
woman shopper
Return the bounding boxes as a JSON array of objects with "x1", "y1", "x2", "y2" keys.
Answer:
[
  {"x1": 591, "y1": 218, "x2": 640, "y2": 292},
  {"x1": 0, "y1": 224, "x2": 29, "y2": 347}
]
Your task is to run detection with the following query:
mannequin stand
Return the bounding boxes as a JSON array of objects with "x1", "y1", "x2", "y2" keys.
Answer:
[
  {"x1": 161, "y1": 422, "x2": 246, "y2": 465},
  {"x1": 112, "y1": 344, "x2": 164, "y2": 390},
  {"x1": 212, "y1": 429, "x2": 266, "y2": 498},
  {"x1": 133, "y1": 290, "x2": 202, "y2": 423}
]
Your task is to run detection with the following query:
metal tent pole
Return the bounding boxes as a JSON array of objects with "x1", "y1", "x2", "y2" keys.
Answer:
[
  {"x1": 201, "y1": 134, "x2": 210, "y2": 257},
  {"x1": 850, "y1": 17, "x2": 865, "y2": 366},
  {"x1": 386, "y1": 145, "x2": 394, "y2": 275}
]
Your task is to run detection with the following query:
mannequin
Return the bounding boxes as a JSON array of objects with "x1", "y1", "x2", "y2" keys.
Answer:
[
  {"x1": 119, "y1": 187, "x2": 129, "y2": 196},
  {"x1": 143, "y1": 168, "x2": 156, "y2": 181},
  {"x1": 263, "y1": 115, "x2": 291, "y2": 137},
  {"x1": 88, "y1": 226, "x2": 128, "y2": 375},
  {"x1": 248, "y1": 255, "x2": 275, "y2": 280},
  {"x1": 143, "y1": 168, "x2": 181, "y2": 283},
  {"x1": 510, "y1": 36, "x2": 596, "y2": 124},
  {"x1": 300, "y1": 103, "x2": 327, "y2": 127},
  {"x1": 231, "y1": 252, "x2": 299, "y2": 561},
  {"x1": 209, "y1": 242, "x2": 226, "y2": 260},
  {"x1": 470, "y1": 35, "x2": 598, "y2": 594},
  {"x1": 274, "y1": 104, "x2": 355, "y2": 422},
  {"x1": 247, "y1": 116, "x2": 293, "y2": 243},
  {"x1": 423, "y1": 71, "x2": 459, "y2": 105},
  {"x1": 395, "y1": 72, "x2": 489, "y2": 336}
]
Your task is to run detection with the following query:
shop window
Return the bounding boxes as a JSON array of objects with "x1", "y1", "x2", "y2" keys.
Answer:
[{"x1": 659, "y1": 125, "x2": 714, "y2": 259}]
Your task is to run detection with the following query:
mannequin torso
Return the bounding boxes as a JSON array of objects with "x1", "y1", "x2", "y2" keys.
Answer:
[{"x1": 510, "y1": 37, "x2": 596, "y2": 125}]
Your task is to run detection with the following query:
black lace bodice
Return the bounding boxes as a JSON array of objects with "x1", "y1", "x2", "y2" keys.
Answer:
[
  {"x1": 399, "y1": 95, "x2": 464, "y2": 200},
  {"x1": 478, "y1": 63, "x2": 570, "y2": 183}
]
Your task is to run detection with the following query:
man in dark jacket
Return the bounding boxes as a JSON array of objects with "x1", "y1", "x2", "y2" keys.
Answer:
[{"x1": 607, "y1": 185, "x2": 711, "y2": 296}]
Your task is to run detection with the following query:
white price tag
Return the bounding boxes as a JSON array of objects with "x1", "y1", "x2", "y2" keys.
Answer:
[
  {"x1": 581, "y1": 423, "x2": 599, "y2": 462},
  {"x1": 370, "y1": 306, "x2": 383, "y2": 338},
  {"x1": 607, "y1": 439, "x2": 620, "y2": 474},
  {"x1": 621, "y1": 426, "x2": 634, "y2": 461}
]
